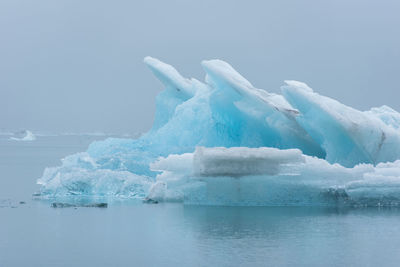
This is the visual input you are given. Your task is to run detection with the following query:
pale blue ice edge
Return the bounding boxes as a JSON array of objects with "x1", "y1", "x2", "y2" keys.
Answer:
[{"x1": 37, "y1": 57, "x2": 400, "y2": 206}]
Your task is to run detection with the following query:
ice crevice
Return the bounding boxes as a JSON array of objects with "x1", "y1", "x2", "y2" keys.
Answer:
[{"x1": 37, "y1": 57, "x2": 400, "y2": 206}]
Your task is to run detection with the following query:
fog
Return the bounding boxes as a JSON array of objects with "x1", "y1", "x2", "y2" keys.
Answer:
[{"x1": 1, "y1": 0, "x2": 399, "y2": 134}]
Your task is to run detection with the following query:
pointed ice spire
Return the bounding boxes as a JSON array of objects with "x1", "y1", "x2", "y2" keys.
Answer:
[
  {"x1": 201, "y1": 59, "x2": 298, "y2": 116},
  {"x1": 144, "y1": 57, "x2": 195, "y2": 98},
  {"x1": 201, "y1": 59, "x2": 253, "y2": 92},
  {"x1": 281, "y1": 80, "x2": 400, "y2": 166}
]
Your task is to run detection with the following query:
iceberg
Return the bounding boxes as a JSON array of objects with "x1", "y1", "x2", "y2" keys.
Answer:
[
  {"x1": 37, "y1": 57, "x2": 400, "y2": 206},
  {"x1": 10, "y1": 130, "x2": 36, "y2": 141}
]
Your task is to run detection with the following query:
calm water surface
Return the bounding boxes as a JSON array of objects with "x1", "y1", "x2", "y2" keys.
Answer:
[{"x1": 1, "y1": 135, "x2": 400, "y2": 267}]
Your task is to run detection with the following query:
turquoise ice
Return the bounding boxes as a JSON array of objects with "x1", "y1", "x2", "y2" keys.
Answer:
[{"x1": 37, "y1": 57, "x2": 400, "y2": 206}]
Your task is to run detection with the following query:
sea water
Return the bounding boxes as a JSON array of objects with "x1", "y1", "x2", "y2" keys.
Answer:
[{"x1": 1, "y1": 135, "x2": 400, "y2": 267}]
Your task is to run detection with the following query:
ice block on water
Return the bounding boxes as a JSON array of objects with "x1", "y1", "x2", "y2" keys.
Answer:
[{"x1": 37, "y1": 57, "x2": 400, "y2": 206}]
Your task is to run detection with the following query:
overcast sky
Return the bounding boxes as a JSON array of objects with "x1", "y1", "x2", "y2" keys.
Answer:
[{"x1": 1, "y1": 0, "x2": 399, "y2": 133}]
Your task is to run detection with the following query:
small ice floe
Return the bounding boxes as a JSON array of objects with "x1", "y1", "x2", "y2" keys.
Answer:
[
  {"x1": 142, "y1": 197, "x2": 159, "y2": 204},
  {"x1": 10, "y1": 130, "x2": 36, "y2": 141},
  {"x1": 51, "y1": 202, "x2": 108, "y2": 208}
]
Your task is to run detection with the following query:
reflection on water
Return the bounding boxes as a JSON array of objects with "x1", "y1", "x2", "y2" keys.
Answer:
[{"x1": 181, "y1": 206, "x2": 400, "y2": 266}]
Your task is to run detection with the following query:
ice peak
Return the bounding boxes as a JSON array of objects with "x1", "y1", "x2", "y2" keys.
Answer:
[
  {"x1": 201, "y1": 59, "x2": 254, "y2": 90},
  {"x1": 144, "y1": 56, "x2": 195, "y2": 98},
  {"x1": 283, "y1": 80, "x2": 314, "y2": 93}
]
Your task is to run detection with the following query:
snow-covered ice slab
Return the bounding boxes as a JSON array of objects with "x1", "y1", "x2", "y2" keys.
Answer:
[
  {"x1": 149, "y1": 147, "x2": 400, "y2": 206},
  {"x1": 193, "y1": 147, "x2": 304, "y2": 177},
  {"x1": 37, "y1": 57, "x2": 400, "y2": 206}
]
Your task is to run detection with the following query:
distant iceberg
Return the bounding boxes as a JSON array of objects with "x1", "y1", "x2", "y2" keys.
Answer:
[
  {"x1": 10, "y1": 130, "x2": 36, "y2": 141},
  {"x1": 37, "y1": 57, "x2": 400, "y2": 206}
]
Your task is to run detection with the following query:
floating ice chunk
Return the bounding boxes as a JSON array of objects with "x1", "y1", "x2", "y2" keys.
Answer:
[
  {"x1": 51, "y1": 202, "x2": 108, "y2": 208},
  {"x1": 37, "y1": 57, "x2": 400, "y2": 206},
  {"x1": 10, "y1": 130, "x2": 36, "y2": 141}
]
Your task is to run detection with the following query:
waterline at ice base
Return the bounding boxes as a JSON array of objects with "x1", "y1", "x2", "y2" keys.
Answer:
[{"x1": 37, "y1": 57, "x2": 400, "y2": 206}]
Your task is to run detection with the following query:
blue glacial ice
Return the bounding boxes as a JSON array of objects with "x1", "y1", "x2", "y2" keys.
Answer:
[{"x1": 37, "y1": 57, "x2": 400, "y2": 206}]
